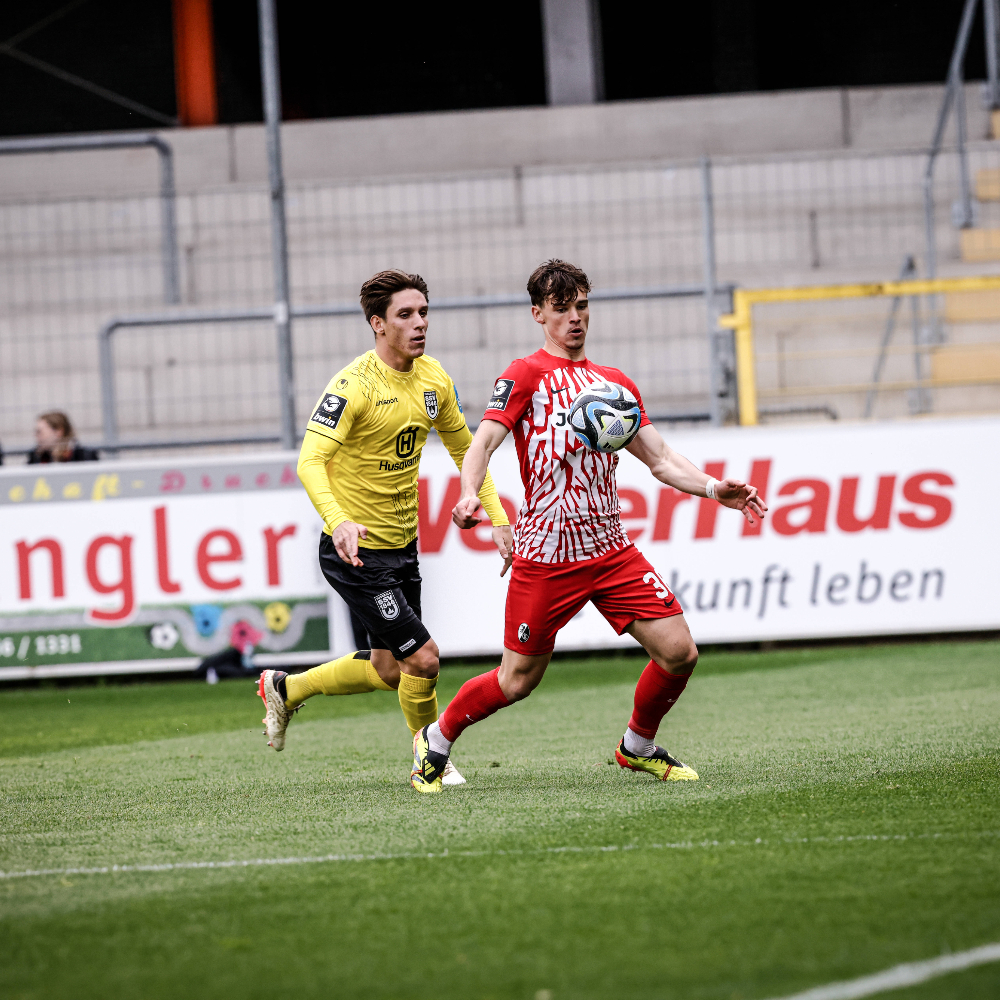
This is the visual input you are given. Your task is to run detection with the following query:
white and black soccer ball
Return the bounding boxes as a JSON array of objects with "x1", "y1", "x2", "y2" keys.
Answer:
[{"x1": 568, "y1": 380, "x2": 642, "y2": 453}]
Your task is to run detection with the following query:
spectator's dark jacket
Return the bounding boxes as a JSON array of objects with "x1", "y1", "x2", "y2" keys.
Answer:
[{"x1": 29, "y1": 444, "x2": 99, "y2": 464}]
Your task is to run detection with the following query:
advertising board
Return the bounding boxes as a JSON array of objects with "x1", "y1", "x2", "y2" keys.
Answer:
[
  {"x1": 418, "y1": 415, "x2": 995, "y2": 653},
  {"x1": 1, "y1": 415, "x2": 995, "y2": 678},
  {"x1": 0, "y1": 456, "x2": 329, "y2": 679}
]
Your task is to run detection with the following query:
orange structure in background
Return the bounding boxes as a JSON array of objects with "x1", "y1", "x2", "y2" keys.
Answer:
[{"x1": 172, "y1": 0, "x2": 218, "y2": 126}]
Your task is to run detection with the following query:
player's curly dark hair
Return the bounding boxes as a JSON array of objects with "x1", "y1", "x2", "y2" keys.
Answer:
[
  {"x1": 359, "y1": 270, "x2": 429, "y2": 326},
  {"x1": 526, "y1": 259, "x2": 591, "y2": 308}
]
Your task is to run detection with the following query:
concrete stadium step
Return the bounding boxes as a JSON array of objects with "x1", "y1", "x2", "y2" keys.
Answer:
[
  {"x1": 930, "y1": 343, "x2": 1000, "y2": 381},
  {"x1": 976, "y1": 168, "x2": 1000, "y2": 201},
  {"x1": 959, "y1": 228, "x2": 1000, "y2": 262}
]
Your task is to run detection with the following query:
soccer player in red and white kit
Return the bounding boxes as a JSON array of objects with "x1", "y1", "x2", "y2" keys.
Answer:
[{"x1": 409, "y1": 259, "x2": 767, "y2": 792}]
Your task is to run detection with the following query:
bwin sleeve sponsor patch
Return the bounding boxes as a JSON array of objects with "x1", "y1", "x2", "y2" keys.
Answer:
[
  {"x1": 309, "y1": 393, "x2": 348, "y2": 431},
  {"x1": 487, "y1": 378, "x2": 515, "y2": 411}
]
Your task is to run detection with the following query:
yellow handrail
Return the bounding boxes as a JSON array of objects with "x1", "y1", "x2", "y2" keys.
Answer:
[{"x1": 717, "y1": 275, "x2": 1000, "y2": 425}]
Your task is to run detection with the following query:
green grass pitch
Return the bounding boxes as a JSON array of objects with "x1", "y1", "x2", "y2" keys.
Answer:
[{"x1": 1, "y1": 640, "x2": 999, "y2": 1000}]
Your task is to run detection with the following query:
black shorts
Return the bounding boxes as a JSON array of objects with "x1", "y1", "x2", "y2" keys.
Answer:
[{"x1": 318, "y1": 534, "x2": 431, "y2": 661}]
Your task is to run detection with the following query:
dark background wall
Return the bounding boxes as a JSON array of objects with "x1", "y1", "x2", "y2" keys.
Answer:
[
  {"x1": 600, "y1": 0, "x2": 988, "y2": 100},
  {"x1": 0, "y1": 0, "x2": 987, "y2": 136}
]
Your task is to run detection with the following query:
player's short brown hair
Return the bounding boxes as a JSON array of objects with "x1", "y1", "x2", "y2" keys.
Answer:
[
  {"x1": 359, "y1": 270, "x2": 429, "y2": 325},
  {"x1": 526, "y1": 259, "x2": 591, "y2": 308}
]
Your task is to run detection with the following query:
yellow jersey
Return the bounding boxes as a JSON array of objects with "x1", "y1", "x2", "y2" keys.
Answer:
[{"x1": 297, "y1": 350, "x2": 508, "y2": 549}]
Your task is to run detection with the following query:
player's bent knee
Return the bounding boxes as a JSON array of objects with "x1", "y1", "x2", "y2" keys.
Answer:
[
  {"x1": 504, "y1": 673, "x2": 537, "y2": 702},
  {"x1": 498, "y1": 653, "x2": 549, "y2": 702},
  {"x1": 676, "y1": 641, "x2": 699, "y2": 675},
  {"x1": 370, "y1": 649, "x2": 401, "y2": 689},
  {"x1": 401, "y1": 639, "x2": 440, "y2": 679},
  {"x1": 654, "y1": 637, "x2": 698, "y2": 676}
]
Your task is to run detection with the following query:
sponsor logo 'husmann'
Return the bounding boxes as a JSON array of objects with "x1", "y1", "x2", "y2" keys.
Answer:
[{"x1": 376, "y1": 397, "x2": 398, "y2": 406}]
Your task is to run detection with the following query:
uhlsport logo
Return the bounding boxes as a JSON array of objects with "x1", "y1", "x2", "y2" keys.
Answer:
[
  {"x1": 310, "y1": 393, "x2": 348, "y2": 430},
  {"x1": 518, "y1": 622, "x2": 530, "y2": 642},
  {"x1": 395, "y1": 426, "x2": 419, "y2": 458},
  {"x1": 423, "y1": 390, "x2": 439, "y2": 419},
  {"x1": 375, "y1": 591, "x2": 400, "y2": 620}
]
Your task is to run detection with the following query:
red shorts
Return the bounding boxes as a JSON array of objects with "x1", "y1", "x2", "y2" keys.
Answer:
[{"x1": 504, "y1": 544, "x2": 683, "y2": 655}]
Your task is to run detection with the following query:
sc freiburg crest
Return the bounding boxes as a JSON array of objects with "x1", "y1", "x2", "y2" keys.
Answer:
[
  {"x1": 518, "y1": 622, "x2": 530, "y2": 643},
  {"x1": 423, "y1": 390, "x2": 439, "y2": 419},
  {"x1": 375, "y1": 590, "x2": 400, "y2": 620}
]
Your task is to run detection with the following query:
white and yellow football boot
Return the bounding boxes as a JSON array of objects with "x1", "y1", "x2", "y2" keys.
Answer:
[{"x1": 257, "y1": 669, "x2": 302, "y2": 752}]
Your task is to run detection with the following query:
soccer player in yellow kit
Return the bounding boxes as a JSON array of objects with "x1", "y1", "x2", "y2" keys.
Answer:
[{"x1": 258, "y1": 270, "x2": 513, "y2": 787}]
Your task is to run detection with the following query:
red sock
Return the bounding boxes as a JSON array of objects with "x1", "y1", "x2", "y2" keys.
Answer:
[
  {"x1": 438, "y1": 667, "x2": 510, "y2": 743},
  {"x1": 628, "y1": 660, "x2": 690, "y2": 739}
]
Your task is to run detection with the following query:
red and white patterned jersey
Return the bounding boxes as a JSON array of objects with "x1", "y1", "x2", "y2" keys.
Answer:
[{"x1": 481, "y1": 348, "x2": 651, "y2": 563}]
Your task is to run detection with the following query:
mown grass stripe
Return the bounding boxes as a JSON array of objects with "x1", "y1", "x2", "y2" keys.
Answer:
[
  {"x1": 765, "y1": 942, "x2": 1000, "y2": 1000},
  {"x1": 4, "y1": 830, "x2": 996, "y2": 881}
]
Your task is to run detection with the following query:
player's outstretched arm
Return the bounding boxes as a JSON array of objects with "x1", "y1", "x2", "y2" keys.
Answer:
[
  {"x1": 453, "y1": 420, "x2": 509, "y2": 525},
  {"x1": 297, "y1": 430, "x2": 369, "y2": 566},
  {"x1": 331, "y1": 521, "x2": 369, "y2": 568},
  {"x1": 438, "y1": 423, "x2": 510, "y2": 528},
  {"x1": 626, "y1": 424, "x2": 768, "y2": 525},
  {"x1": 453, "y1": 420, "x2": 514, "y2": 576}
]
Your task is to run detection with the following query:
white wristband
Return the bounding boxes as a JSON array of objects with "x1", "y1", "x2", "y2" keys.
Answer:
[{"x1": 704, "y1": 477, "x2": 720, "y2": 500}]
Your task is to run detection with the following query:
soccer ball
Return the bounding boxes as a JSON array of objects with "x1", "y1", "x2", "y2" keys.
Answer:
[{"x1": 568, "y1": 380, "x2": 642, "y2": 453}]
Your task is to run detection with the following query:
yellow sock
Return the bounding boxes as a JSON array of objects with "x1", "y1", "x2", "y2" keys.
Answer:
[
  {"x1": 285, "y1": 652, "x2": 391, "y2": 706},
  {"x1": 365, "y1": 661, "x2": 394, "y2": 692},
  {"x1": 397, "y1": 672, "x2": 439, "y2": 737}
]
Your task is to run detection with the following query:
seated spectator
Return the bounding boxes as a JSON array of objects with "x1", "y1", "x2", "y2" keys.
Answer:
[
  {"x1": 29, "y1": 412, "x2": 98, "y2": 464},
  {"x1": 195, "y1": 620, "x2": 265, "y2": 684}
]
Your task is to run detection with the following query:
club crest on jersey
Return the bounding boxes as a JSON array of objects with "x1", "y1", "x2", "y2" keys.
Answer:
[
  {"x1": 518, "y1": 622, "x2": 530, "y2": 643},
  {"x1": 423, "y1": 390, "x2": 439, "y2": 419},
  {"x1": 487, "y1": 378, "x2": 514, "y2": 411},
  {"x1": 375, "y1": 590, "x2": 400, "y2": 620},
  {"x1": 310, "y1": 393, "x2": 347, "y2": 430}
]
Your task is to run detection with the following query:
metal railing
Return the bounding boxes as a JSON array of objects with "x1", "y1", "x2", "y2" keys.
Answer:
[
  {"x1": 3, "y1": 138, "x2": 1000, "y2": 455},
  {"x1": 0, "y1": 132, "x2": 180, "y2": 304},
  {"x1": 720, "y1": 274, "x2": 1000, "y2": 425},
  {"x1": 96, "y1": 281, "x2": 735, "y2": 452}
]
